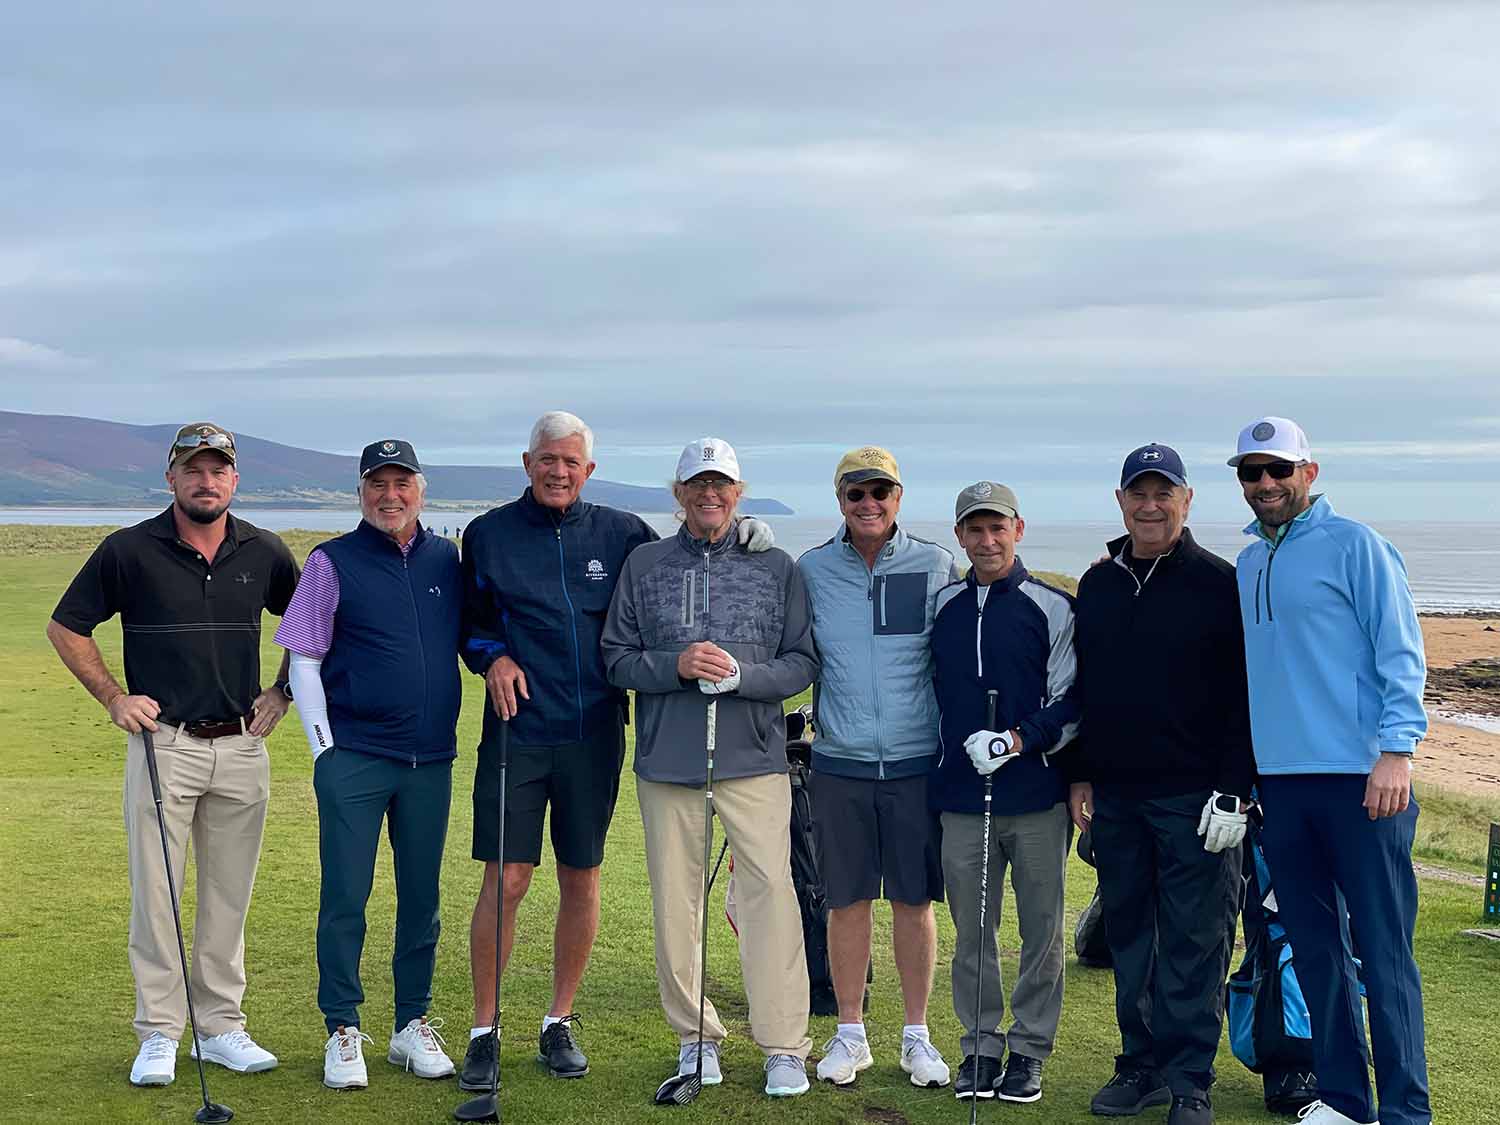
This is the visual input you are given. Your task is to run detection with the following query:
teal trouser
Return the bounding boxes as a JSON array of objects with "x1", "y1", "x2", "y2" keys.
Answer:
[{"x1": 313, "y1": 748, "x2": 453, "y2": 1035}]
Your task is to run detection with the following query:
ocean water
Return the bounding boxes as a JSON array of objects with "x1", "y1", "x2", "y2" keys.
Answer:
[{"x1": 4, "y1": 509, "x2": 1497, "y2": 613}]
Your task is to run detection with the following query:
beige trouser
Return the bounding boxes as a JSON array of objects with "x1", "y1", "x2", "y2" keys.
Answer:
[
  {"x1": 639, "y1": 772, "x2": 812, "y2": 1059},
  {"x1": 123, "y1": 724, "x2": 270, "y2": 1042}
]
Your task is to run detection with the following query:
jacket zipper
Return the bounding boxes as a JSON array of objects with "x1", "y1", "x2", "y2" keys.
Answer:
[
  {"x1": 401, "y1": 539, "x2": 426, "y2": 767},
  {"x1": 1253, "y1": 568, "x2": 1263, "y2": 625},
  {"x1": 1263, "y1": 544, "x2": 1277, "y2": 621},
  {"x1": 866, "y1": 563, "x2": 884, "y2": 780},
  {"x1": 557, "y1": 527, "x2": 585, "y2": 742}
]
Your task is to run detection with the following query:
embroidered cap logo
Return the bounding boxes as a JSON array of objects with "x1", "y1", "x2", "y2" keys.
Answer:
[{"x1": 1252, "y1": 422, "x2": 1276, "y2": 442}]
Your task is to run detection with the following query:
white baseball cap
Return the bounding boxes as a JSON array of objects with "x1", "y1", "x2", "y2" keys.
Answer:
[
  {"x1": 1228, "y1": 416, "x2": 1312, "y2": 467},
  {"x1": 675, "y1": 437, "x2": 743, "y2": 483}
]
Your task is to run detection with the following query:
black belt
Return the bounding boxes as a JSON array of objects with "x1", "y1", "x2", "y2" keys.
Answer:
[{"x1": 176, "y1": 718, "x2": 246, "y2": 740}]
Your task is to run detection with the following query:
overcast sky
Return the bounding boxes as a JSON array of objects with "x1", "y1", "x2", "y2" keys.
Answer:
[{"x1": 5, "y1": 2, "x2": 1499, "y2": 521}]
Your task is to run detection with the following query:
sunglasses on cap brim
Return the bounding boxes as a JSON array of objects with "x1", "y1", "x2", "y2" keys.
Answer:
[
  {"x1": 844, "y1": 483, "x2": 895, "y2": 502},
  {"x1": 171, "y1": 432, "x2": 234, "y2": 457},
  {"x1": 1236, "y1": 461, "x2": 1298, "y2": 483}
]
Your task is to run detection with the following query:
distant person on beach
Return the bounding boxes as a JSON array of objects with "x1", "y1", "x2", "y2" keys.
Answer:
[
  {"x1": 1068, "y1": 443, "x2": 1254, "y2": 1125},
  {"x1": 456, "y1": 411, "x2": 775, "y2": 1089},
  {"x1": 275, "y1": 438, "x2": 463, "y2": 1089},
  {"x1": 1230, "y1": 416, "x2": 1430, "y2": 1125},
  {"x1": 46, "y1": 421, "x2": 298, "y2": 1087},
  {"x1": 796, "y1": 446, "x2": 960, "y2": 1092}
]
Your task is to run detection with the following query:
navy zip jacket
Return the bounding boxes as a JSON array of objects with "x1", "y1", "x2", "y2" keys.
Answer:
[
  {"x1": 1071, "y1": 527, "x2": 1255, "y2": 799},
  {"x1": 930, "y1": 562, "x2": 1081, "y2": 816},
  {"x1": 318, "y1": 520, "x2": 462, "y2": 764},
  {"x1": 462, "y1": 488, "x2": 658, "y2": 748}
]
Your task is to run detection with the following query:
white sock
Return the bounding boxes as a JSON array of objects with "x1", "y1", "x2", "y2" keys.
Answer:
[
  {"x1": 541, "y1": 1015, "x2": 562, "y2": 1033},
  {"x1": 837, "y1": 1022, "x2": 867, "y2": 1043},
  {"x1": 470, "y1": 1026, "x2": 491, "y2": 1041},
  {"x1": 902, "y1": 1024, "x2": 930, "y2": 1042}
]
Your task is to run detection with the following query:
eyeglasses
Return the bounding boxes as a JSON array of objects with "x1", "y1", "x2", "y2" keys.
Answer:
[
  {"x1": 844, "y1": 484, "x2": 895, "y2": 503},
  {"x1": 1236, "y1": 461, "x2": 1297, "y2": 483},
  {"x1": 170, "y1": 430, "x2": 235, "y2": 462},
  {"x1": 684, "y1": 476, "x2": 737, "y2": 493}
]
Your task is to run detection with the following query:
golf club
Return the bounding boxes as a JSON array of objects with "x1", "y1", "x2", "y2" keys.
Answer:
[
  {"x1": 455, "y1": 718, "x2": 510, "y2": 1123},
  {"x1": 653, "y1": 698, "x2": 718, "y2": 1107},
  {"x1": 969, "y1": 690, "x2": 999, "y2": 1125},
  {"x1": 140, "y1": 729, "x2": 234, "y2": 1124}
]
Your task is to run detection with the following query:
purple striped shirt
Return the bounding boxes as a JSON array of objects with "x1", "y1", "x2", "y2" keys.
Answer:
[{"x1": 274, "y1": 535, "x2": 414, "y2": 657}]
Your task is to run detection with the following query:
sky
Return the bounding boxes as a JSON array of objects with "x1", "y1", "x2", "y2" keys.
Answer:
[{"x1": 4, "y1": 2, "x2": 1499, "y2": 522}]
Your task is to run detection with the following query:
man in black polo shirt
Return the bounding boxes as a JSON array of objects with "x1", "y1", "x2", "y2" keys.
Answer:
[{"x1": 48, "y1": 422, "x2": 299, "y2": 1089}]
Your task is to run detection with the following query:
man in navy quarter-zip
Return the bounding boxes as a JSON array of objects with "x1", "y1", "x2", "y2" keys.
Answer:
[
  {"x1": 275, "y1": 439, "x2": 463, "y2": 1089},
  {"x1": 1069, "y1": 444, "x2": 1254, "y2": 1125},
  {"x1": 1230, "y1": 417, "x2": 1429, "y2": 1125}
]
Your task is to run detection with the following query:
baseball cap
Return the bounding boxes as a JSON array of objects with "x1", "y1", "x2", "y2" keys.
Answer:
[
  {"x1": 168, "y1": 422, "x2": 237, "y2": 468},
  {"x1": 1228, "y1": 416, "x2": 1311, "y2": 466},
  {"x1": 833, "y1": 446, "x2": 901, "y2": 492},
  {"x1": 359, "y1": 438, "x2": 422, "y2": 477},
  {"x1": 675, "y1": 437, "x2": 742, "y2": 483},
  {"x1": 1120, "y1": 443, "x2": 1187, "y2": 489},
  {"x1": 954, "y1": 481, "x2": 1020, "y2": 523}
]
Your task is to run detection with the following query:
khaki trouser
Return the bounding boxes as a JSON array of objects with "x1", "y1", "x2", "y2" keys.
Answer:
[
  {"x1": 639, "y1": 773, "x2": 811, "y2": 1059},
  {"x1": 123, "y1": 724, "x2": 270, "y2": 1043}
]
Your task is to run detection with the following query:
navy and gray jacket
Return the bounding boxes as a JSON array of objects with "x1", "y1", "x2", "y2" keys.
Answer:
[
  {"x1": 318, "y1": 520, "x2": 462, "y2": 764},
  {"x1": 461, "y1": 488, "x2": 658, "y2": 749},
  {"x1": 930, "y1": 563, "x2": 1080, "y2": 816}
]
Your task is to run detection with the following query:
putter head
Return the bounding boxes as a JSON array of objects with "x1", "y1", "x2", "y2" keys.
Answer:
[
  {"x1": 195, "y1": 1103, "x2": 234, "y2": 1124},
  {"x1": 653, "y1": 1072, "x2": 702, "y2": 1106},
  {"x1": 453, "y1": 1092, "x2": 500, "y2": 1122}
]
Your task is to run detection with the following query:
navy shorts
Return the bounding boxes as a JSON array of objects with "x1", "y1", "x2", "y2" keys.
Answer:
[{"x1": 811, "y1": 770, "x2": 944, "y2": 908}]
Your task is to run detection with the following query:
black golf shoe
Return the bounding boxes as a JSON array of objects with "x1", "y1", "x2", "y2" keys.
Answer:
[
  {"x1": 954, "y1": 1053, "x2": 1001, "y2": 1099},
  {"x1": 996, "y1": 1052, "x2": 1043, "y2": 1103},
  {"x1": 1168, "y1": 1093, "x2": 1214, "y2": 1125},
  {"x1": 1091, "y1": 1066, "x2": 1172, "y2": 1116},
  {"x1": 537, "y1": 1014, "x2": 589, "y2": 1078},
  {"x1": 458, "y1": 1031, "x2": 498, "y2": 1092}
]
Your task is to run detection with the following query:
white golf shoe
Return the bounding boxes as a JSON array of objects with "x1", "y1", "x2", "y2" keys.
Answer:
[
  {"x1": 323, "y1": 1026, "x2": 372, "y2": 1090},
  {"x1": 815, "y1": 1033, "x2": 873, "y2": 1085},
  {"x1": 1296, "y1": 1102, "x2": 1378, "y2": 1125},
  {"x1": 191, "y1": 1028, "x2": 279, "y2": 1073},
  {"x1": 130, "y1": 1033, "x2": 179, "y2": 1086},
  {"x1": 388, "y1": 1016, "x2": 456, "y2": 1078},
  {"x1": 901, "y1": 1034, "x2": 951, "y2": 1088},
  {"x1": 677, "y1": 1041, "x2": 722, "y2": 1085}
]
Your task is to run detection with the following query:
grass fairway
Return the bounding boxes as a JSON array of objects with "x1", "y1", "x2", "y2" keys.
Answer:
[{"x1": 1, "y1": 527, "x2": 1495, "y2": 1124}]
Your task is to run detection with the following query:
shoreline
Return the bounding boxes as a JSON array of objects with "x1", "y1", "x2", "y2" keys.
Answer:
[{"x1": 1417, "y1": 615, "x2": 1499, "y2": 797}]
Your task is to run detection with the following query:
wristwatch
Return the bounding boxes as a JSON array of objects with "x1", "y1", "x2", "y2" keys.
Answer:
[{"x1": 274, "y1": 678, "x2": 293, "y2": 702}]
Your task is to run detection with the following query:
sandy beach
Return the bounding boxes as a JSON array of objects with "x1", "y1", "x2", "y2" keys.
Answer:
[{"x1": 1417, "y1": 615, "x2": 1500, "y2": 796}]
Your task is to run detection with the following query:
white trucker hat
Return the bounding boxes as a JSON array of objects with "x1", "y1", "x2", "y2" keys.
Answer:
[
  {"x1": 1228, "y1": 416, "x2": 1312, "y2": 467},
  {"x1": 675, "y1": 437, "x2": 743, "y2": 483}
]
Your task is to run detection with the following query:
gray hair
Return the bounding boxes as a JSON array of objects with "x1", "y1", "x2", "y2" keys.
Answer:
[
  {"x1": 529, "y1": 411, "x2": 595, "y2": 460},
  {"x1": 356, "y1": 470, "x2": 428, "y2": 496}
]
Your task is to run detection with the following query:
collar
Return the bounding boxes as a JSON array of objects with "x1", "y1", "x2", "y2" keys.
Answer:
[
  {"x1": 518, "y1": 484, "x2": 587, "y2": 527},
  {"x1": 1105, "y1": 525, "x2": 1197, "y2": 567},
  {"x1": 967, "y1": 558, "x2": 1029, "y2": 595},
  {"x1": 354, "y1": 518, "x2": 427, "y2": 555},
  {"x1": 676, "y1": 520, "x2": 738, "y2": 555},
  {"x1": 1243, "y1": 493, "x2": 1328, "y2": 544},
  {"x1": 839, "y1": 521, "x2": 905, "y2": 564},
  {"x1": 146, "y1": 505, "x2": 252, "y2": 550}
]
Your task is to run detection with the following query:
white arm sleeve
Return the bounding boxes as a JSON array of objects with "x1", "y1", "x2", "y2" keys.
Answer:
[{"x1": 289, "y1": 652, "x2": 336, "y2": 761}]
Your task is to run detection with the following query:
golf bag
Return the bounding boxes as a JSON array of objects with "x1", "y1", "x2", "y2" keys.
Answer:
[{"x1": 1072, "y1": 827, "x2": 1113, "y2": 968}]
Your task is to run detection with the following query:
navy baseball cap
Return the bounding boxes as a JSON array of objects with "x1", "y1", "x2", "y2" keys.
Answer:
[
  {"x1": 359, "y1": 438, "x2": 422, "y2": 477},
  {"x1": 1120, "y1": 443, "x2": 1187, "y2": 489}
]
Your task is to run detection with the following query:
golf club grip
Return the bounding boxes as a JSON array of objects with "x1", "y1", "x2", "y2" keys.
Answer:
[
  {"x1": 140, "y1": 728, "x2": 165, "y2": 804},
  {"x1": 986, "y1": 689, "x2": 997, "y2": 733},
  {"x1": 705, "y1": 697, "x2": 716, "y2": 754}
]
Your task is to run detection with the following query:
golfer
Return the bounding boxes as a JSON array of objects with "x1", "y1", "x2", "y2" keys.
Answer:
[
  {"x1": 275, "y1": 439, "x2": 463, "y2": 1089},
  {"x1": 47, "y1": 422, "x2": 297, "y2": 1086},
  {"x1": 1230, "y1": 417, "x2": 1430, "y2": 1125},
  {"x1": 797, "y1": 446, "x2": 960, "y2": 1089},
  {"x1": 602, "y1": 437, "x2": 818, "y2": 1097},
  {"x1": 458, "y1": 412, "x2": 776, "y2": 1088},
  {"x1": 930, "y1": 482, "x2": 1079, "y2": 1104},
  {"x1": 1069, "y1": 444, "x2": 1254, "y2": 1125}
]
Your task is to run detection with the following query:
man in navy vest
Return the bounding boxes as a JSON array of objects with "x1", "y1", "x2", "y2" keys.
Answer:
[{"x1": 276, "y1": 439, "x2": 464, "y2": 1091}]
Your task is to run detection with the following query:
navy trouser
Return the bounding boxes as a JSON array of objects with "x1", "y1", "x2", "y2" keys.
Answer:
[
  {"x1": 313, "y1": 748, "x2": 453, "y2": 1035},
  {"x1": 1257, "y1": 774, "x2": 1430, "y2": 1125},
  {"x1": 1090, "y1": 786, "x2": 1243, "y2": 1096}
]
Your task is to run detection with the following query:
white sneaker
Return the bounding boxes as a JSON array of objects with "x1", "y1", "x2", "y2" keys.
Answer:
[
  {"x1": 901, "y1": 1034, "x2": 951, "y2": 1088},
  {"x1": 815, "y1": 1033, "x2": 873, "y2": 1086},
  {"x1": 388, "y1": 1016, "x2": 456, "y2": 1079},
  {"x1": 130, "y1": 1033, "x2": 178, "y2": 1086},
  {"x1": 1297, "y1": 1102, "x2": 1377, "y2": 1125},
  {"x1": 324, "y1": 1026, "x2": 372, "y2": 1090},
  {"x1": 678, "y1": 1041, "x2": 723, "y2": 1086},
  {"x1": 191, "y1": 1028, "x2": 279, "y2": 1073}
]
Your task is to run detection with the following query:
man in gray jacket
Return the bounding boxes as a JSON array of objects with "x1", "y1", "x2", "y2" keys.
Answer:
[{"x1": 602, "y1": 437, "x2": 818, "y2": 1099}]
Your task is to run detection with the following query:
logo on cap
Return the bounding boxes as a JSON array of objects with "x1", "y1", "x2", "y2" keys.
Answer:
[
  {"x1": 703, "y1": 447, "x2": 716, "y2": 461},
  {"x1": 1252, "y1": 422, "x2": 1275, "y2": 441},
  {"x1": 1140, "y1": 449, "x2": 1163, "y2": 462},
  {"x1": 855, "y1": 447, "x2": 883, "y2": 463},
  {"x1": 971, "y1": 482, "x2": 993, "y2": 498},
  {"x1": 381, "y1": 440, "x2": 397, "y2": 454}
]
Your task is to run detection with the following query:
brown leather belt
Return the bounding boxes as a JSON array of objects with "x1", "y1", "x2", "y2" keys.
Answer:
[{"x1": 178, "y1": 718, "x2": 246, "y2": 740}]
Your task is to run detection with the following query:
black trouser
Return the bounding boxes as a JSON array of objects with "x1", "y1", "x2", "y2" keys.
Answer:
[{"x1": 1091, "y1": 785, "x2": 1243, "y2": 1097}]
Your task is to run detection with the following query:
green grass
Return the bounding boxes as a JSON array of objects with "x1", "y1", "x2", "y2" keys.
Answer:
[{"x1": 1, "y1": 532, "x2": 1496, "y2": 1124}]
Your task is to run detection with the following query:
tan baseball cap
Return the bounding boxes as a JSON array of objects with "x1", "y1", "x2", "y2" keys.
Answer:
[
  {"x1": 833, "y1": 446, "x2": 901, "y2": 492},
  {"x1": 954, "y1": 481, "x2": 1020, "y2": 523},
  {"x1": 168, "y1": 422, "x2": 237, "y2": 468}
]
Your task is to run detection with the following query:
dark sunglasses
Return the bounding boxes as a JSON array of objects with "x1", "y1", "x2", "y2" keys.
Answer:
[
  {"x1": 844, "y1": 484, "x2": 894, "y2": 503},
  {"x1": 1236, "y1": 461, "x2": 1297, "y2": 483},
  {"x1": 171, "y1": 431, "x2": 235, "y2": 456}
]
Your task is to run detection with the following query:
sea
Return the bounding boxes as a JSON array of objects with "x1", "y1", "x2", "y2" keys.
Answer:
[{"x1": 4, "y1": 508, "x2": 1498, "y2": 614}]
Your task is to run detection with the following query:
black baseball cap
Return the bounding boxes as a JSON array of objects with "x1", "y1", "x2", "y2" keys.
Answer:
[
  {"x1": 359, "y1": 438, "x2": 422, "y2": 477},
  {"x1": 1120, "y1": 443, "x2": 1187, "y2": 489}
]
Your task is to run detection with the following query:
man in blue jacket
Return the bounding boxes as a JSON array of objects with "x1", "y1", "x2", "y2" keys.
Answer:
[
  {"x1": 930, "y1": 482, "x2": 1079, "y2": 1104},
  {"x1": 1230, "y1": 416, "x2": 1430, "y2": 1125}
]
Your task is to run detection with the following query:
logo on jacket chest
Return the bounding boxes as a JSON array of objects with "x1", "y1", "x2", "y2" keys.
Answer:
[{"x1": 586, "y1": 559, "x2": 608, "y2": 582}]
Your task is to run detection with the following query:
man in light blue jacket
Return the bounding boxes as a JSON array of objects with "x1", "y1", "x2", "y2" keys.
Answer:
[
  {"x1": 1231, "y1": 416, "x2": 1429, "y2": 1125},
  {"x1": 798, "y1": 446, "x2": 961, "y2": 1092}
]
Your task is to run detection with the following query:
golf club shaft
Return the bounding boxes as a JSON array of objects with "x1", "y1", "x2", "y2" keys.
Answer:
[
  {"x1": 694, "y1": 698, "x2": 717, "y2": 1082},
  {"x1": 492, "y1": 718, "x2": 508, "y2": 1103},
  {"x1": 971, "y1": 690, "x2": 998, "y2": 1123}
]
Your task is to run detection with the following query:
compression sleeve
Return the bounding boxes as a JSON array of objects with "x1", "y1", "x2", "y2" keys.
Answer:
[{"x1": 289, "y1": 652, "x2": 336, "y2": 761}]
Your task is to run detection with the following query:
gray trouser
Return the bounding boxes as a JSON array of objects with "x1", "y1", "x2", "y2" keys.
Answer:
[{"x1": 941, "y1": 802, "x2": 1071, "y2": 1061}]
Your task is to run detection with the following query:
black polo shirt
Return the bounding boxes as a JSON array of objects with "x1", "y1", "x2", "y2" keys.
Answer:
[{"x1": 52, "y1": 507, "x2": 300, "y2": 725}]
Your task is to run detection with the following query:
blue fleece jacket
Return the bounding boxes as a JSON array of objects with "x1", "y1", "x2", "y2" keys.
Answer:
[{"x1": 1236, "y1": 495, "x2": 1427, "y2": 774}]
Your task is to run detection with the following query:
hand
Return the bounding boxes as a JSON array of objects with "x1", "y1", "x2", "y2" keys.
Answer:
[
  {"x1": 963, "y1": 728, "x2": 1018, "y2": 776},
  {"x1": 485, "y1": 654, "x2": 530, "y2": 720},
  {"x1": 1363, "y1": 753, "x2": 1413, "y2": 820},
  {"x1": 1197, "y1": 791, "x2": 1249, "y2": 852},
  {"x1": 737, "y1": 517, "x2": 775, "y2": 552},
  {"x1": 107, "y1": 692, "x2": 160, "y2": 734},
  {"x1": 678, "y1": 642, "x2": 736, "y2": 682},
  {"x1": 1068, "y1": 781, "x2": 1093, "y2": 832},
  {"x1": 699, "y1": 656, "x2": 741, "y2": 695},
  {"x1": 247, "y1": 685, "x2": 290, "y2": 737}
]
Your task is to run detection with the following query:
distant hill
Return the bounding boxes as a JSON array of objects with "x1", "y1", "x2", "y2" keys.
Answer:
[{"x1": 0, "y1": 411, "x2": 794, "y2": 514}]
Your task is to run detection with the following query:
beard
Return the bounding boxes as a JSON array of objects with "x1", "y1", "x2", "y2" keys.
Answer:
[{"x1": 178, "y1": 494, "x2": 231, "y2": 524}]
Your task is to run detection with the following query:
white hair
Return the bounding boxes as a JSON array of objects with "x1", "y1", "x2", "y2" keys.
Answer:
[
  {"x1": 529, "y1": 411, "x2": 595, "y2": 460},
  {"x1": 356, "y1": 470, "x2": 428, "y2": 496}
]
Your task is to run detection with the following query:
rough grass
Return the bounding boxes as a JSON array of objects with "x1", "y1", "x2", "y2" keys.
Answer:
[{"x1": 1, "y1": 535, "x2": 1495, "y2": 1124}]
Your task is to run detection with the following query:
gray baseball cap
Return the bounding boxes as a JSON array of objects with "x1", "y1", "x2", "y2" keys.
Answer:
[{"x1": 954, "y1": 481, "x2": 1020, "y2": 523}]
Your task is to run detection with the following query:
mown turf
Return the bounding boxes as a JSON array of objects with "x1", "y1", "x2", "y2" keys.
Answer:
[{"x1": 1, "y1": 531, "x2": 1495, "y2": 1124}]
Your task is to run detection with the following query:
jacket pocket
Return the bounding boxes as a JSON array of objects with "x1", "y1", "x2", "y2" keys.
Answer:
[{"x1": 872, "y1": 572, "x2": 928, "y2": 635}]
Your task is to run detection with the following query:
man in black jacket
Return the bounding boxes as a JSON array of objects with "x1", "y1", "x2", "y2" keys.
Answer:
[{"x1": 1069, "y1": 444, "x2": 1254, "y2": 1125}]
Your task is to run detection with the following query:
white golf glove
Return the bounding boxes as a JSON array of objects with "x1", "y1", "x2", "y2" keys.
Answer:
[
  {"x1": 698, "y1": 657, "x2": 741, "y2": 695},
  {"x1": 1197, "y1": 791, "x2": 1248, "y2": 853},
  {"x1": 963, "y1": 729, "x2": 1018, "y2": 776},
  {"x1": 736, "y1": 517, "x2": 775, "y2": 552}
]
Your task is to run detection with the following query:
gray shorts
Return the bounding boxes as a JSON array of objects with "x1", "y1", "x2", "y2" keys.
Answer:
[{"x1": 810, "y1": 771, "x2": 943, "y2": 908}]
